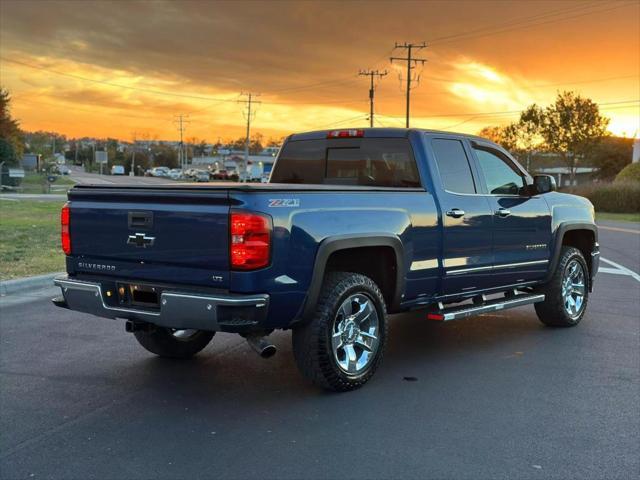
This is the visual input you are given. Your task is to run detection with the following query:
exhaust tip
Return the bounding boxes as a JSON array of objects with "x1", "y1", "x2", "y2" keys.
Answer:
[
  {"x1": 245, "y1": 334, "x2": 277, "y2": 358},
  {"x1": 260, "y1": 344, "x2": 277, "y2": 358}
]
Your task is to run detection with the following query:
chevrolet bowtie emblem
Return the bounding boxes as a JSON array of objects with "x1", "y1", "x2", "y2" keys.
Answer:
[{"x1": 127, "y1": 233, "x2": 155, "y2": 248}]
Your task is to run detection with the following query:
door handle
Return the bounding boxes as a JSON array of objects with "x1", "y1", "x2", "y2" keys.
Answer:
[
  {"x1": 496, "y1": 208, "x2": 511, "y2": 217},
  {"x1": 446, "y1": 208, "x2": 465, "y2": 218}
]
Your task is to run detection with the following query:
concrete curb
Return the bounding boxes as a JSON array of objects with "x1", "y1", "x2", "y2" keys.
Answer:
[{"x1": 0, "y1": 272, "x2": 64, "y2": 296}]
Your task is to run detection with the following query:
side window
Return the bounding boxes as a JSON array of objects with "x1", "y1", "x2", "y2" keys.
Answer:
[
  {"x1": 431, "y1": 139, "x2": 476, "y2": 194},
  {"x1": 474, "y1": 147, "x2": 525, "y2": 195}
]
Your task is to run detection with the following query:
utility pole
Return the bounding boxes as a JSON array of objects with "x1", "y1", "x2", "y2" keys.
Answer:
[
  {"x1": 130, "y1": 131, "x2": 137, "y2": 177},
  {"x1": 390, "y1": 42, "x2": 427, "y2": 127},
  {"x1": 173, "y1": 115, "x2": 189, "y2": 170},
  {"x1": 238, "y1": 92, "x2": 261, "y2": 181},
  {"x1": 359, "y1": 69, "x2": 388, "y2": 127}
]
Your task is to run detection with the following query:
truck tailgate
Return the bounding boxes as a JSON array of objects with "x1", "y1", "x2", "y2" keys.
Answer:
[{"x1": 68, "y1": 187, "x2": 230, "y2": 288}]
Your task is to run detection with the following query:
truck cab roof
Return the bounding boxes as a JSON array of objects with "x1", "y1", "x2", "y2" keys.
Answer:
[{"x1": 288, "y1": 127, "x2": 493, "y2": 145}]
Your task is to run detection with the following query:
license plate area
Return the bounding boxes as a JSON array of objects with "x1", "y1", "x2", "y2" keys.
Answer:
[{"x1": 116, "y1": 282, "x2": 162, "y2": 310}]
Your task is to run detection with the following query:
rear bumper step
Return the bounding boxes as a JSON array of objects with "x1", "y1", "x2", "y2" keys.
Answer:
[
  {"x1": 427, "y1": 293, "x2": 545, "y2": 321},
  {"x1": 53, "y1": 276, "x2": 269, "y2": 332}
]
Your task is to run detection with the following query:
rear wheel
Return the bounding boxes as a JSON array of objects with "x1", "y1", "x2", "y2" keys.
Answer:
[
  {"x1": 535, "y1": 246, "x2": 589, "y2": 327},
  {"x1": 292, "y1": 272, "x2": 388, "y2": 392},
  {"x1": 133, "y1": 327, "x2": 214, "y2": 358}
]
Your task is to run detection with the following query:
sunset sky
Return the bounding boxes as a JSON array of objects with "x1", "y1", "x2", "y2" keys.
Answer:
[{"x1": 1, "y1": 0, "x2": 638, "y2": 142}]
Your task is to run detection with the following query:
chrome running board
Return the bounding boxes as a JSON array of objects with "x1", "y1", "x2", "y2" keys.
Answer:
[{"x1": 426, "y1": 293, "x2": 545, "y2": 321}]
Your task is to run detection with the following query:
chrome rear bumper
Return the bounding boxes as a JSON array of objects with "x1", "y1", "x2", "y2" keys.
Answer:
[{"x1": 53, "y1": 276, "x2": 269, "y2": 332}]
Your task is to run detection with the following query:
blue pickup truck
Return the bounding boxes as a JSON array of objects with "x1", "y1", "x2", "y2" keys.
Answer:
[{"x1": 54, "y1": 128, "x2": 599, "y2": 391}]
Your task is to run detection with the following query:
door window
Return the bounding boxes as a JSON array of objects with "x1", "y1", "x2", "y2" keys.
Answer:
[
  {"x1": 431, "y1": 139, "x2": 476, "y2": 194},
  {"x1": 474, "y1": 147, "x2": 526, "y2": 195}
]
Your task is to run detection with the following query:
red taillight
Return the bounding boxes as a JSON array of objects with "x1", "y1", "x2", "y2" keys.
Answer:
[
  {"x1": 327, "y1": 129, "x2": 365, "y2": 138},
  {"x1": 230, "y1": 211, "x2": 271, "y2": 270},
  {"x1": 427, "y1": 313, "x2": 444, "y2": 321},
  {"x1": 61, "y1": 203, "x2": 71, "y2": 255}
]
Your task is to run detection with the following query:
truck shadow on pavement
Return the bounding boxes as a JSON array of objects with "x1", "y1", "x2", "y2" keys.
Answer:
[{"x1": 122, "y1": 306, "x2": 555, "y2": 400}]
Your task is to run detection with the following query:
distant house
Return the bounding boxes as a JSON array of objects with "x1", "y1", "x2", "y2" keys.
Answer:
[
  {"x1": 21, "y1": 153, "x2": 41, "y2": 171},
  {"x1": 536, "y1": 167, "x2": 598, "y2": 187}
]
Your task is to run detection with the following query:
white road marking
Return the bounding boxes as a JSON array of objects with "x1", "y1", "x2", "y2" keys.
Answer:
[
  {"x1": 599, "y1": 267, "x2": 631, "y2": 276},
  {"x1": 598, "y1": 225, "x2": 640, "y2": 235},
  {"x1": 600, "y1": 257, "x2": 640, "y2": 283}
]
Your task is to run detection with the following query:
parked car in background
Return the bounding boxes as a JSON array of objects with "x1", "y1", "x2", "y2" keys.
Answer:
[
  {"x1": 211, "y1": 169, "x2": 228, "y2": 180},
  {"x1": 56, "y1": 165, "x2": 71, "y2": 175},
  {"x1": 183, "y1": 168, "x2": 198, "y2": 180},
  {"x1": 149, "y1": 167, "x2": 170, "y2": 178},
  {"x1": 168, "y1": 168, "x2": 184, "y2": 180},
  {"x1": 110, "y1": 165, "x2": 125, "y2": 175},
  {"x1": 193, "y1": 169, "x2": 210, "y2": 182},
  {"x1": 247, "y1": 164, "x2": 263, "y2": 182}
]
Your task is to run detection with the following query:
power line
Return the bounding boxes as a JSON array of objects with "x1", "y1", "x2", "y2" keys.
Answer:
[
  {"x1": 428, "y1": 1, "x2": 602, "y2": 44},
  {"x1": 390, "y1": 42, "x2": 428, "y2": 128},
  {"x1": 375, "y1": 99, "x2": 640, "y2": 126},
  {"x1": 0, "y1": 57, "x2": 244, "y2": 104},
  {"x1": 0, "y1": 57, "x2": 360, "y2": 106},
  {"x1": 359, "y1": 69, "x2": 388, "y2": 128},
  {"x1": 429, "y1": 1, "x2": 635, "y2": 45},
  {"x1": 312, "y1": 114, "x2": 370, "y2": 130}
]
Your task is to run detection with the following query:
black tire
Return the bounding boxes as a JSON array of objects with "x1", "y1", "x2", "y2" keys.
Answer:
[
  {"x1": 133, "y1": 328, "x2": 214, "y2": 358},
  {"x1": 535, "y1": 246, "x2": 589, "y2": 327},
  {"x1": 292, "y1": 272, "x2": 388, "y2": 392}
]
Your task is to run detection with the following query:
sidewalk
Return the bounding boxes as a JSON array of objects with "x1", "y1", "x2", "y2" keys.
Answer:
[
  {"x1": 0, "y1": 193, "x2": 68, "y2": 201},
  {"x1": 0, "y1": 272, "x2": 63, "y2": 296}
]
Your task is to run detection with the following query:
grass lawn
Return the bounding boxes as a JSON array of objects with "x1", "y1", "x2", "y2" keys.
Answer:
[
  {"x1": 0, "y1": 199, "x2": 66, "y2": 280},
  {"x1": 17, "y1": 172, "x2": 75, "y2": 194},
  {"x1": 595, "y1": 212, "x2": 640, "y2": 223}
]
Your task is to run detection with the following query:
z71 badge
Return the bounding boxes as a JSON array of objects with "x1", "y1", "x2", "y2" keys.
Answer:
[{"x1": 268, "y1": 198, "x2": 300, "y2": 207}]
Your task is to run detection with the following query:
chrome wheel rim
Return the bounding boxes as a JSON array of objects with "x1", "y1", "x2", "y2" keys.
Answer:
[
  {"x1": 562, "y1": 259, "x2": 586, "y2": 319},
  {"x1": 171, "y1": 329, "x2": 199, "y2": 340},
  {"x1": 331, "y1": 293, "x2": 380, "y2": 375}
]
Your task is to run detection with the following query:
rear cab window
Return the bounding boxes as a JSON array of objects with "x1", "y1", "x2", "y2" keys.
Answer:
[
  {"x1": 270, "y1": 137, "x2": 421, "y2": 188},
  {"x1": 430, "y1": 138, "x2": 476, "y2": 194}
]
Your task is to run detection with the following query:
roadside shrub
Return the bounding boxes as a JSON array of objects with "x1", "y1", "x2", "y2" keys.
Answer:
[
  {"x1": 572, "y1": 181, "x2": 640, "y2": 213},
  {"x1": 615, "y1": 163, "x2": 640, "y2": 183}
]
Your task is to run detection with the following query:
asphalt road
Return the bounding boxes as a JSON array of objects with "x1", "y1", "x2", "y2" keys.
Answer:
[{"x1": 1, "y1": 224, "x2": 638, "y2": 480}]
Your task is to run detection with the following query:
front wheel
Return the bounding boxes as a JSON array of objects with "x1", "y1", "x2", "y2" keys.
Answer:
[
  {"x1": 292, "y1": 272, "x2": 388, "y2": 392},
  {"x1": 133, "y1": 327, "x2": 214, "y2": 358},
  {"x1": 535, "y1": 246, "x2": 589, "y2": 327}
]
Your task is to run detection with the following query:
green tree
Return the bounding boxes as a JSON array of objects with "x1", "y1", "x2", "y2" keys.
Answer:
[
  {"x1": 588, "y1": 136, "x2": 633, "y2": 181},
  {"x1": 150, "y1": 143, "x2": 178, "y2": 169},
  {"x1": 24, "y1": 131, "x2": 66, "y2": 159},
  {"x1": 195, "y1": 140, "x2": 208, "y2": 156},
  {"x1": 267, "y1": 136, "x2": 285, "y2": 147},
  {"x1": 0, "y1": 88, "x2": 24, "y2": 166},
  {"x1": 536, "y1": 91, "x2": 609, "y2": 186},
  {"x1": 514, "y1": 105, "x2": 545, "y2": 170},
  {"x1": 230, "y1": 133, "x2": 264, "y2": 154}
]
